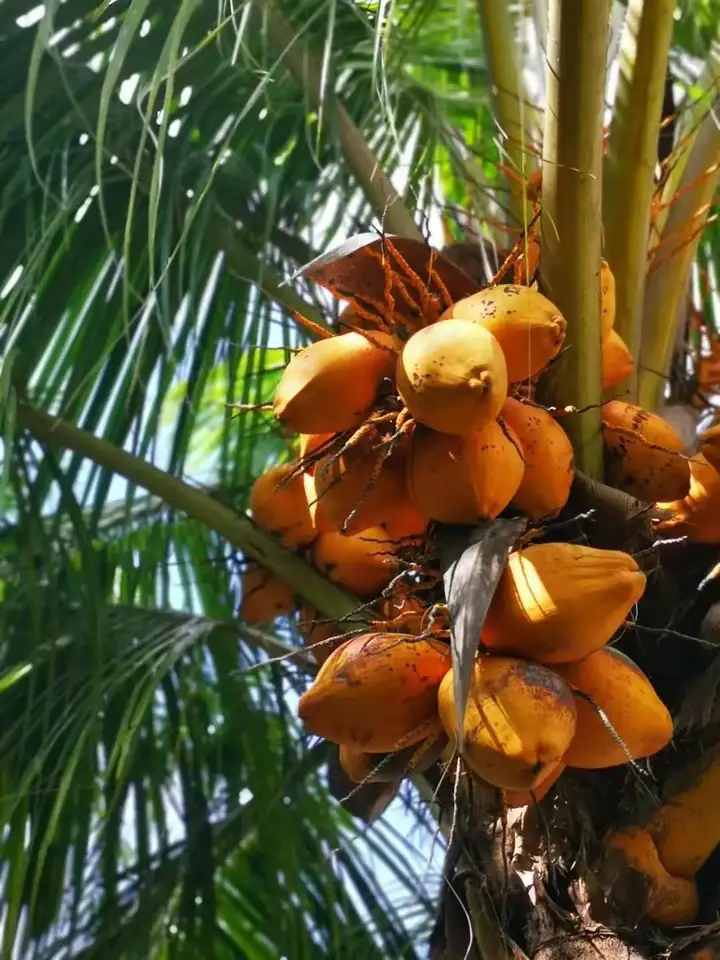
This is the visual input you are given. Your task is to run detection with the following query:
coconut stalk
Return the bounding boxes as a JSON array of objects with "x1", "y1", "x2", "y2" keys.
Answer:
[
  {"x1": 252, "y1": 0, "x2": 422, "y2": 242},
  {"x1": 539, "y1": 0, "x2": 610, "y2": 479},
  {"x1": 602, "y1": 0, "x2": 675, "y2": 397},
  {"x1": 476, "y1": 0, "x2": 537, "y2": 227},
  {"x1": 15, "y1": 401, "x2": 367, "y2": 623},
  {"x1": 638, "y1": 102, "x2": 720, "y2": 412}
]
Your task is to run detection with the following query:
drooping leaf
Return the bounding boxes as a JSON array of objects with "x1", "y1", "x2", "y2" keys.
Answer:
[{"x1": 436, "y1": 519, "x2": 527, "y2": 747}]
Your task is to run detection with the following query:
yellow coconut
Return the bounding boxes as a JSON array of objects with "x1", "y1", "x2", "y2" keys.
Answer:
[
  {"x1": 601, "y1": 330, "x2": 634, "y2": 389},
  {"x1": 240, "y1": 566, "x2": 295, "y2": 623},
  {"x1": 314, "y1": 434, "x2": 410, "y2": 536},
  {"x1": 503, "y1": 763, "x2": 566, "y2": 809},
  {"x1": 396, "y1": 319, "x2": 508, "y2": 435},
  {"x1": 554, "y1": 648, "x2": 673, "y2": 769},
  {"x1": 602, "y1": 400, "x2": 690, "y2": 503},
  {"x1": 601, "y1": 259, "x2": 616, "y2": 339},
  {"x1": 607, "y1": 826, "x2": 699, "y2": 927},
  {"x1": 250, "y1": 461, "x2": 317, "y2": 547},
  {"x1": 407, "y1": 421, "x2": 524, "y2": 524},
  {"x1": 500, "y1": 397, "x2": 574, "y2": 520},
  {"x1": 438, "y1": 657, "x2": 577, "y2": 790},
  {"x1": 439, "y1": 284, "x2": 567, "y2": 382},
  {"x1": 698, "y1": 423, "x2": 720, "y2": 473},
  {"x1": 312, "y1": 528, "x2": 398, "y2": 596},
  {"x1": 273, "y1": 331, "x2": 396, "y2": 434},
  {"x1": 482, "y1": 542, "x2": 646, "y2": 664},
  {"x1": 655, "y1": 454, "x2": 720, "y2": 543},
  {"x1": 299, "y1": 632, "x2": 450, "y2": 751}
]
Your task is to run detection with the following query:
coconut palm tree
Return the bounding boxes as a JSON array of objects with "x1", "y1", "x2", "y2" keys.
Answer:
[{"x1": 1, "y1": 0, "x2": 720, "y2": 957}]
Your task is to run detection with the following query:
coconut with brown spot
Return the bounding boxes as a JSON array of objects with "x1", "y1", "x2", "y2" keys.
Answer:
[
  {"x1": 314, "y1": 432, "x2": 411, "y2": 535},
  {"x1": 439, "y1": 284, "x2": 567, "y2": 383},
  {"x1": 438, "y1": 656, "x2": 577, "y2": 790},
  {"x1": 299, "y1": 632, "x2": 451, "y2": 752},
  {"x1": 396, "y1": 319, "x2": 508, "y2": 435},
  {"x1": 503, "y1": 762, "x2": 566, "y2": 808},
  {"x1": 602, "y1": 400, "x2": 690, "y2": 503}
]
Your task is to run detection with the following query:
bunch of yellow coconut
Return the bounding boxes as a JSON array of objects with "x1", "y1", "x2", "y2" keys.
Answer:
[
  {"x1": 234, "y1": 264, "x2": 720, "y2": 818},
  {"x1": 297, "y1": 539, "x2": 673, "y2": 809}
]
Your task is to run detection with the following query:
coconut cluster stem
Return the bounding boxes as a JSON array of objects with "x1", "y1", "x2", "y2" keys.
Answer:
[
  {"x1": 16, "y1": 402, "x2": 366, "y2": 623},
  {"x1": 539, "y1": 0, "x2": 610, "y2": 480}
]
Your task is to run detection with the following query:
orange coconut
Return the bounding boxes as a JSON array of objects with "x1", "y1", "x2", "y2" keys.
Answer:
[
  {"x1": 298, "y1": 433, "x2": 335, "y2": 473},
  {"x1": 312, "y1": 528, "x2": 397, "y2": 596},
  {"x1": 602, "y1": 400, "x2": 690, "y2": 503},
  {"x1": 699, "y1": 423, "x2": 720, "y2": 473},
  {"x1": 554, "y1": 648, "x2": 673, "y2": 769},
  {"x1": 500, "y1": 397, "x2": 574, "y2": 519},
  {"x1": 240, "y1": 566, "x2": 295, "y2": 623},
  {"x1": 250, "y1": 461, "x2": 316, "y2": 547},
  {"x1": 302, "y1": 470, "x2": 337, "y2": 534},
  {"x1": 299, "y1": 632, "x2": 450, "y2": 752},
  {"x1": 314, "y1": 433, "x2": 410, "y2": 535},
  {"x1": 407, "y1": 421, "x2": 524, "y2": 524},
  {"x1": 601, "y1": 259, "x2": 616, "y2": 339},
  {"x1": 273, "y1": 331, "x2": 396, "y2": 434},
  {"x1": 601, "y1": 330, "x2": 634, "y2": 389},
  {"x1": 655, "y1": 454, "x2": 720, "y2": 543},
  {"x1": 438, "y1": 657, "x2": 577, "y2": 790},
  {"x1": 396, "y1": 319, "x2": 507, "y2": 435},
  {"x1": 298, "y1": 604, "x2": 346, "y2": 666},
  {"x1": 482, "y1": 542, "x2": 646, "y2": 664},
  {"x1": 503, "y1": 762, "x2": 566, "y2": 809},
  {"x1": 381, "y1": 499, "x2": 429, "y2": 543},
  {"x1": 339, "y1": 734, "x2": 447, "y2": 784},
  {"x1": 607, "y1": 826, "x2": 699, "y2": 927},
  {"x1": 439, "y1": 284, "x2": 567, "y2": 383},
  {"x1": 648, "y1": 753, "x2": 720, "y2": 881}
]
